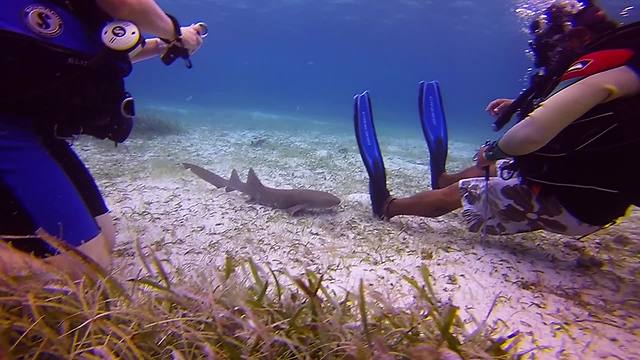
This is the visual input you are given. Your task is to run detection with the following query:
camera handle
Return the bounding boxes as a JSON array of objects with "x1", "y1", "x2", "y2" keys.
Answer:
[{"x1": 160, "y1": 18, "x2": 208, "y2": 69}]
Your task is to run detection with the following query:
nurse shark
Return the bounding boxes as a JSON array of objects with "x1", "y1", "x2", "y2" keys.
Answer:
[{"x1": 182, "y1": 163, "x2": 341, "y2": 215}]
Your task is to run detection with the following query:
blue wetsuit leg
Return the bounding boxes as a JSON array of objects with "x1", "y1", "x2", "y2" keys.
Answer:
[
  {"x1": 41, "y1": 136, "x2": 109, "y2": 218},
  {"x1": 0, "y1": 115, "x2": 100, "y2": 255}
]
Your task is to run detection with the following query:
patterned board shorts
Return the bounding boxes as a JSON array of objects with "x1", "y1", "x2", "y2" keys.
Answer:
[{"x1": 459, "y1": 160, "x2": 601, "y2": 236}]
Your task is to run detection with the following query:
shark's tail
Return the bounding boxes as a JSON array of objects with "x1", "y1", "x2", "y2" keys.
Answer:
[
  {"x1": 183, "y1": 162, "x2": 229, "y2": 189},
  {"x1": 226, "y1": 169, "x2": 245, "y2": 193}
]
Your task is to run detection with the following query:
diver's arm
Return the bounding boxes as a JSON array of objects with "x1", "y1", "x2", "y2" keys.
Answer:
[
  {"x1": 498, "y1": 65, "x2": 640, "y2": 155},
  {"x1": 129, "y1": 25, "x2": 204, "y2": 63},
  {"x1": 96, "y1": 0, "x2": 178, "y2": 40},
  {"x1": 96, "y1": 0, "x2": 205, "y2": 63},
  {"x1": 129, "y1": 38, "x2": 168, "y2": 63}
]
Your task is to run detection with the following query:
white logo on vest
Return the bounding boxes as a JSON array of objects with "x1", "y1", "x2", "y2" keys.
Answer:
[
  {"x1": 23, "y1": 5, "x2": 63, "y2": 38},
  {"x1": 567, "y1": 59, "x2": 593, "y2": 73}
]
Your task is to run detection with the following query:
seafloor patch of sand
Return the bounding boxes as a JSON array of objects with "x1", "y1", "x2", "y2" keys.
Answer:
[{"x1": 76, "y1": 115, "x2": 640, "y2": 359}]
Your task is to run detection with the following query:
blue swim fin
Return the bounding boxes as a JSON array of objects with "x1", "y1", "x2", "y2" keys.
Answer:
[
  {"x1": 354, "y1": 91, "x2": 390, "y2": 219},
  {"x1": 419, "y1": 81, "x2": 448, "y2": 190}
]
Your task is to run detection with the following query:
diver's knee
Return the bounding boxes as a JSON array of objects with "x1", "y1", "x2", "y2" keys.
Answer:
[
  {"x1": 45, "y1": 232, "x2": 113, "y2": 277},
  {"x1": 441, "y1": 182, "x2": 463, "y2": 210}
]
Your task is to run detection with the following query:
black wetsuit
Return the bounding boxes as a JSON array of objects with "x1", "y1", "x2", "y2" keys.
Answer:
[
  {"x1": 515, "y1": 44, "x2": 640, "y2": 226},
  {"x1": 1, "y1": 0, "x2": 131, "y2": 256}
]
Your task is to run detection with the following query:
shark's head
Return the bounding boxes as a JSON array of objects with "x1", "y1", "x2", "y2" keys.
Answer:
[{"x1": 312, "y1": 193, "x2": 341, "y2": 208}]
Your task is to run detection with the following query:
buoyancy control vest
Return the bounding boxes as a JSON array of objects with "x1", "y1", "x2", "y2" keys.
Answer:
[
  {"x1": 0, "y1": 0, "x2": 135, "y2": 143},
  {"x1": 512, "y1": 23, "x2": 640, "y2": 226}
]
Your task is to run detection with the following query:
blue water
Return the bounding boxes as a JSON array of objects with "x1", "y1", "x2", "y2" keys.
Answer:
[{"x1": 127, "y1": 0, "x2": 639, "y2": 145}]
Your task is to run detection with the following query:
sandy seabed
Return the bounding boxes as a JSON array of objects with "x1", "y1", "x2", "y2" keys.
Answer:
[{"x1": 76, "y1": 107, "x2": 640, "y2": 359}]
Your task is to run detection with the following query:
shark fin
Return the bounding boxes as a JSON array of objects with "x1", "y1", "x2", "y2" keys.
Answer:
[
  {"x1": 246, "y1": 168, "x2": 265, "y2": 190},
  {"x1": 226, "y1": 169, "x2": 244, "y2": 193}
]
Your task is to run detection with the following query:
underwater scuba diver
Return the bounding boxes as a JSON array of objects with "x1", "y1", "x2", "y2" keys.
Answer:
[
  {"x1": 355, "y1": 0, "x2": 640, "y2": 236},
  {"x1": 0, "y1": 0, "x2": 205, "y2": 276}
]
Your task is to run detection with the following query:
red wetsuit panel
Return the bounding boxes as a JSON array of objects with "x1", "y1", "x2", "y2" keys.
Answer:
[{"x1": 562, "y1": 49, "x2": 634, "y2": 81}]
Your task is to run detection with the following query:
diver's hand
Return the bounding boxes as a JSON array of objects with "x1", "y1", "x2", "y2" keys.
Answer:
[
  {"x1": 485, "y1": 98, "x2": 514, "y2": 119},
  {"x1": 474, "y1": 145, "x2": 493, "y2": 170},
  {"x1": 178, "y1": 24, "x2": 204, "y2": 54}
]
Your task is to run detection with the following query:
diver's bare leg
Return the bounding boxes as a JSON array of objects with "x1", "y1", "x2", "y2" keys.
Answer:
[{"x1": 386, "y1": 182, "x2": 462, "y2": 218}]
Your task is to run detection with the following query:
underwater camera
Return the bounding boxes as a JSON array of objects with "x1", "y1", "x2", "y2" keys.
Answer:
[{"x1": 161, "y1": 22, "x2": 208, "y2": 68}]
